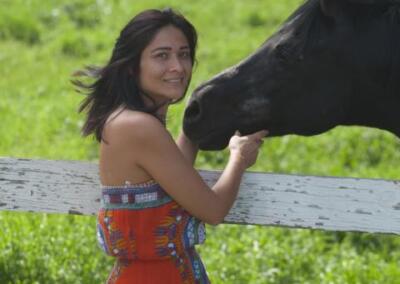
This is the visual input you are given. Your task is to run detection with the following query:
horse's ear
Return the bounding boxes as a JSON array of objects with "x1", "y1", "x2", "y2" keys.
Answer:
[
  {"x1": 347, "y1": 0, "x2": 380, "y2": 3},
  {"x1": 322, "y1": 0, "x2": 400, "y2": 17},
  {"x1": 347, "y1": 0, "x2": 400, "y2": 4},
  {"x1": 320, "y1": 0, "x2": 344, "y2": 18}
]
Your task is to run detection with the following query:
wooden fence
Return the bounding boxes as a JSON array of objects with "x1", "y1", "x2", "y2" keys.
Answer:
[{"x1": 1, "y1": 157, "x2": 399, "y2": 235}]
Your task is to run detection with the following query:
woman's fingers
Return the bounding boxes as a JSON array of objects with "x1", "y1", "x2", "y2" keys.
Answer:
[
  {"x1": 246, "y1": 129, "x2": 268, "y2": 142},
  {"x1": 228, "y1": 129, "x2": 268, "y2": 169},
  {"x1": 234, "y1": 130, "x2": 268, "y2": 139}
]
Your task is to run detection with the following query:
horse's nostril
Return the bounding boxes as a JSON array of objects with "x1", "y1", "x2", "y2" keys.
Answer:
[{"x1": 185, "y1": 100, "x2": 202, "y2": 123}]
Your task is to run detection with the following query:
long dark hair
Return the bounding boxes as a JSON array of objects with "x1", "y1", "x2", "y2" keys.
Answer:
[{"x1": 72, "y1": 8, "x2": 198, "y2": 141}]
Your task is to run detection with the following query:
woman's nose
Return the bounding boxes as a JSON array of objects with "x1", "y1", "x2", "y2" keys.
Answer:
[{"x1": 169, "y1": 55, "x2": 184, "y2": 72}]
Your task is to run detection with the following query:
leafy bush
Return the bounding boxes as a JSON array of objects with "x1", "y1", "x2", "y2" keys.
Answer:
[
  {"x1": 60, "y1": 32, "x2": 92, "y2": 57},
  {"x1": 62, "y1": 1, "x2": 102, "y2": 28},
  {"x1": 0, "y1": 12, "x2": 41, "y2": 44}
]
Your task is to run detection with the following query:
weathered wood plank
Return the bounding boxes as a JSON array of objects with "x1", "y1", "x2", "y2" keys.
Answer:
[{"x1": 1, "y1": 157, "x2": 399, "y2": 234}]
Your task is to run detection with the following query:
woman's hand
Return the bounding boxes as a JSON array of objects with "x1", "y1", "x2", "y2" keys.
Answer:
[{"x1": 228, "y1": 130, "x2": 268, "y2": 169}]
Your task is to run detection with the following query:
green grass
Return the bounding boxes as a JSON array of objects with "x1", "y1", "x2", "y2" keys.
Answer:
[{"x1": 1, "y1": 0, "x2": 399, "y2": 283}]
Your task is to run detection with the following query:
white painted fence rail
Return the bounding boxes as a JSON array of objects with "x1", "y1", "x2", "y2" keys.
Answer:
[{"x1": 1, "y1": 157, "x2": 399, "y2": 235}]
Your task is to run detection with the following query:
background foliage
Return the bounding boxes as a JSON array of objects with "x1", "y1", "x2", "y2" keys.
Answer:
[{"x1": 0, "y1": 0, "x2": 399, "y2": 283}]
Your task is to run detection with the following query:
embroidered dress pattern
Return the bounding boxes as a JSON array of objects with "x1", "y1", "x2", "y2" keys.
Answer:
[{"x1": 97, "y1": 181, "x2": 210, "y2": 284}]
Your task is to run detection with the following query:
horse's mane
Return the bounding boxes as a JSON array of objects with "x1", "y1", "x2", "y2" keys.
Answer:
[
  {"x1": 288, "y1": 0, "x2": 400, "y2": 46},
  {"x1": 284, "y1": 0, "x2": 400, "y2": 96}
]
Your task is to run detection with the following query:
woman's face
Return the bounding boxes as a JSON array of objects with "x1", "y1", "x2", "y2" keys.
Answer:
[{"x1": 139, "y1": 25, "x2": 193, "y2": 106}]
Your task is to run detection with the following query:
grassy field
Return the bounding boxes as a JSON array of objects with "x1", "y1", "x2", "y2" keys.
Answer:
[{"x1": 1, "y1": 0, "x2": 399, "y2": 283}]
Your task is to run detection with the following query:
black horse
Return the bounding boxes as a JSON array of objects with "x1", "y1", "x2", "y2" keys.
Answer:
[{"x1": 183, "y1": 0, "x2": 400, "y2": 150}]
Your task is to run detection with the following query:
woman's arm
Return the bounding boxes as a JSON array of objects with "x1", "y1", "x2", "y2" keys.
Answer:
[
  {"x1": 176, "y1": 132, "x2": 198, "y2": 165},
  {"x1": 112, "y1": 113, "x2": 267, "y2": 225}
]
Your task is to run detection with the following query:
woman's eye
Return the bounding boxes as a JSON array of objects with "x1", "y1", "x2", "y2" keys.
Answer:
[
  {"x1": 156, "y1": 53, "x2": 168, "y2": 59},
  {"x1": 180, "y1": 51, "x2": 190, "y2": 58}
]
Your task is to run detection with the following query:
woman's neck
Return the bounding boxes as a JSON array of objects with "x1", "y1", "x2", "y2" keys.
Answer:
[{"x1": 140, "y1": 92, "x2": 170, "y2": 125}]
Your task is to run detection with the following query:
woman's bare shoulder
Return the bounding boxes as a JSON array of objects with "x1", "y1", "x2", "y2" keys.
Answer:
[{"x1": 103, "y1": 108, "x2": 169, "y2": 143}]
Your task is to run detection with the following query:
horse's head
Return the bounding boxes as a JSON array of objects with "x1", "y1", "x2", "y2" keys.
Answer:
[{"x1": 183, "y1": 0, "x2": 400, "y2": 150}]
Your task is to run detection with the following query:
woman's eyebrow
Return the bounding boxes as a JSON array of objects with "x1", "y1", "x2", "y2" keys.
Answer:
[{"x1": 151, "y1": 46, "x2": 190, "y2": 53}]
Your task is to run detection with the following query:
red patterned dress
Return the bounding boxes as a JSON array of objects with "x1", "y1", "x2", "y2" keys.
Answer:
[{"x1": 96, "y1": 180, "x2": 210, "y2": 283}]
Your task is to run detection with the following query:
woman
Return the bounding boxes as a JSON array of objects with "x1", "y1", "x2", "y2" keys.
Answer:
[{"x1": 74, "y1": 8, "x2": 267, "y2": 284}]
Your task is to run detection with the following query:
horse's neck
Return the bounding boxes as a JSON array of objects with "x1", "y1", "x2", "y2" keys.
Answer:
[{"x1": 344, "y1": 94, "x2": 400, "y2": 137}]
